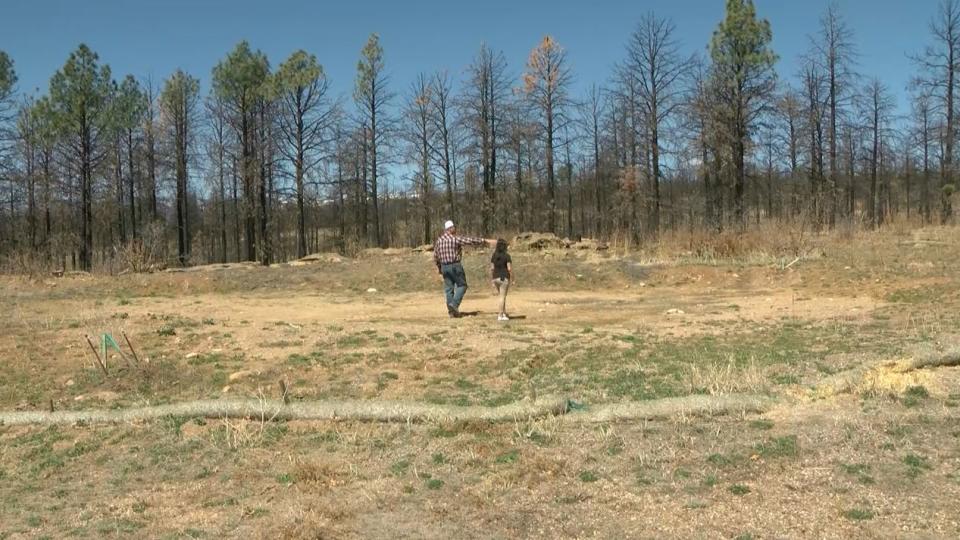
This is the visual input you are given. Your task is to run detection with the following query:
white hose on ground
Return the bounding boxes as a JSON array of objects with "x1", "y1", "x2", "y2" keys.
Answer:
[
  {"x1": 0, "y1": 394, "x2": 776, "y2": 427},
  {"x1": 908, "y1": 348, "x2": 960, "y2": 370}
]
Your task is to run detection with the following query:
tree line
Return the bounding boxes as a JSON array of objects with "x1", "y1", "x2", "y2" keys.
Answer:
[{"x1": 0, "y1": 0, "x2": 958, "y2": 272}]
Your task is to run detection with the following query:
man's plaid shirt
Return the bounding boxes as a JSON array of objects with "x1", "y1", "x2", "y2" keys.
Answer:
[{"x1": 433, "y1": 233, "x2": 486, "y2": 269}]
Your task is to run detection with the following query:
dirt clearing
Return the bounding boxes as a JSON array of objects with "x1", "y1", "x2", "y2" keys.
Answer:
[{"x1": 1, "y1": 228, "x2": 959, "y2": 538}]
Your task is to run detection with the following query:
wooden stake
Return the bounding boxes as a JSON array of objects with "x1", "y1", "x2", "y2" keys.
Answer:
[
  {"x1": 85, "y1": 335, "x2": 109, "y2": 376},
  {"x1": 122, "y1": 331, "x2": 141, "y2": 365}
]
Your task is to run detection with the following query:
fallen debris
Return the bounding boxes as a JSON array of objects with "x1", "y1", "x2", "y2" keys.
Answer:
[{"x1": 512, "y1": 232, "x2": 608, "y2": 252}]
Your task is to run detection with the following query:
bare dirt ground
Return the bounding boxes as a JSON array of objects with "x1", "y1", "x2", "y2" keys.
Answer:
[{"x1": 1, "y1": 227, "x2": 959, "y2": 539}]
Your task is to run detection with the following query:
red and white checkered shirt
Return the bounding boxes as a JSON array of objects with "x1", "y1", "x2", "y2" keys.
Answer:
[{"x1": 433, "y1": 233, "x2": 486, "y2": 268}]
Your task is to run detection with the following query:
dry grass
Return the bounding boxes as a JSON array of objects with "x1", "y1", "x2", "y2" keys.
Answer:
[
  {"x1": 685, "y1": 355, "x2": 770, "y2": 396},
  {"x1": 1, "y1": 224, "x2": 959, "y2": 538}
]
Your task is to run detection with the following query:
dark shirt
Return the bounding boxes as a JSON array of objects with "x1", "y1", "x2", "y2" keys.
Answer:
[{"x1": 491, "y1": 252, "x2": 511, "y2": 280}]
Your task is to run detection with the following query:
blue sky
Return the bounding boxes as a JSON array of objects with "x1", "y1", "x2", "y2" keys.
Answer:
[{"x1": 1, "y1": 0, "x2": 936, "y2": 117}]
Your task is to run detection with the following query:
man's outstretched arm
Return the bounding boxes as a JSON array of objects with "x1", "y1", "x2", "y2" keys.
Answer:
[{"x1": 458, "y1": 236, "x2": 496, "y2": 247}]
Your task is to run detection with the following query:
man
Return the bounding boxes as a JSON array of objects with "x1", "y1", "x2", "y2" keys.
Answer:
[{"x1": 433, "y1": 220, "x2": 494, "y2": 318}]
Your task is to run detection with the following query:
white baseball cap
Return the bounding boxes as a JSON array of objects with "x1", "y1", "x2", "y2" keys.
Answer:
[{"x1": 444, "y1": 220, "x2": 455, "y2": 230}]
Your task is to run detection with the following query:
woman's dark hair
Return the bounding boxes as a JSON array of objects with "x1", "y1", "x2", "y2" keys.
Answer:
[{"x1": 495, "y1": 238, "x2": 508, "y2": 254}]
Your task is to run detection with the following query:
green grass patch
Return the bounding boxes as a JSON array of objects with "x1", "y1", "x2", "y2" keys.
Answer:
[
  {"x1": 902, "y1": 385, "x2": 930, "y2": 407},
  {"x1": 842, "y1": 508, "x2": 875, "y2": 521},
  {"x1": 772, "y1": 374, "x2": 800, "y2": 385},
  {"x1": 245, "y1": 508, "x2": 269, "y2": 519},
  {"x1": 754, "y1": 436, "x2": 798, "y2": 458},
  {"x1": 336, "y1": 334, "x2": 369, "y2": 348},
  {"x1": 579, "y1": 470, "x2": 599, "y2": 483},
  {"x1": 263, "y1": 340, "x2": 302, "y2": 348},
  {"x1": 903, "y1": 453, "x2": 933, "y2": 478},
  {"x1": 841, "y1": 463, "x2": 874, "y2": 484},
  {"x1": 390, "y1": 459, "x2": 411, "y2": 477},
  {"x1": 65, "y1": 440, "x2": 101, "y2": 458},
  {"x1": 886, "y1": 285, "x2": 951, "y2": 304}
]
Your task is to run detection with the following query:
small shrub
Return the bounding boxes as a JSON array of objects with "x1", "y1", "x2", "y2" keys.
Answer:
[
  {"x1": 772, "y1": 374, "x2": 800, "y2": 385},
  {"x1": 245, "y1": 508, "x2": 269, "y2": 519},
  {"x1": 843, "y1": 508, "x2": 875, "y2": 521},
  {"x1": 579, "y1": 470, "x2": 599, "y2": 483},
  {"x1": 287, "y1": 353, "x2": 314, "y2": 366},
  {"x1": 841, "y1": 463, "x2": 869, "y2": 475},
  {"x1": 754, "y1": 436, "x2": 798, "y2": 458},
  {"x1": 902, "y1": 386, "x2": 930, "y2": 407},
  {"x1": 390, "y1": 459, "x2": 410, "y2": 477},
  {"x1": 728, "y1": 484, "x2": 750, "y2": 496},
  {"x1": 706, "y1": 453, "x2": 731, "y2": 466},
  {"x1": 904, "y1": 453, "x2": 932, "y2": 478}
]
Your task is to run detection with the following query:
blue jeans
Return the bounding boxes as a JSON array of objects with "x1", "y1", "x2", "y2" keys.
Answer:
[{"x1": 441, "y1": 262, "x2": 468, "y2": 311}]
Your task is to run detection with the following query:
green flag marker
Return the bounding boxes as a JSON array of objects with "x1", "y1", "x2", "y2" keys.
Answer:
[{"x1": 101, "y1": 333, "x2": 123, "y2": 360}]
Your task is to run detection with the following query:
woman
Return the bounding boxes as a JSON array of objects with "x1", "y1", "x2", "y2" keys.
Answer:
[{"x1": 490, "y1": 239, "x2": 513, "y2": 321}]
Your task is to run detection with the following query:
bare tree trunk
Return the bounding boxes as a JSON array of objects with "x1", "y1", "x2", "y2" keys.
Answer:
[
  {"x1": 923, "y1": 110, "x2": 931, "y2": 223},
  {"x1": 218, "y1": 145, "x2": 227, "y2": 264},
  {"x1": 565, "y1": 150, "x2": 574, "y2": 239},
  {"x1": 593, "y1": 110, "x2": 602, "y2": 237},
  {"x1": 431, "y1": 73, "x2": 457, "y2": 221},
  {"x1": 360, "y1": 130, "x2": 370, "y2": 244},
  {"x1": 733, "y1": 121, "x2": 746, "y2": 228},
  {"x1": 370, "y1": 108, "x2": 382, "y2": 247},
  {"x1": 870, "y1": 96, "x2": 880, "y2": 228},
  {"x1": 546, "y1": 97, "x2": 556, "y2": 233},
  {"x1": 146, "y1": 83, "x2": 159, "y2": 222},
  {"x1": 242, "y1": 113, "x2": 256, "y2": 261},
  {"x1": 115, "y1": 138, "x2": 126, "y2": 245},
  {"x1": 336, "y1": 153, "x2": 346, "y2": 253},
  {"x1": 231, "y1": 155, "x2": 241, "y2": 262},
  {"x1": 294, "y1": 136, "x2": 307, "y2": 258},
  {"x1": 947, "y1": 29, "x2": 956, "y2": 223},
  {"x1": 514, "y1": 139, "x2": 525, "y2": 231},
  {"x1": 905, "y1": 152, "x2": 913, "y2": 220},
  {"x1": 81, "y1": 121, "x2": 93, "y2": 271},
  {"x1": 126, "y1": 129, "x2": 137, "y2": 242}
]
